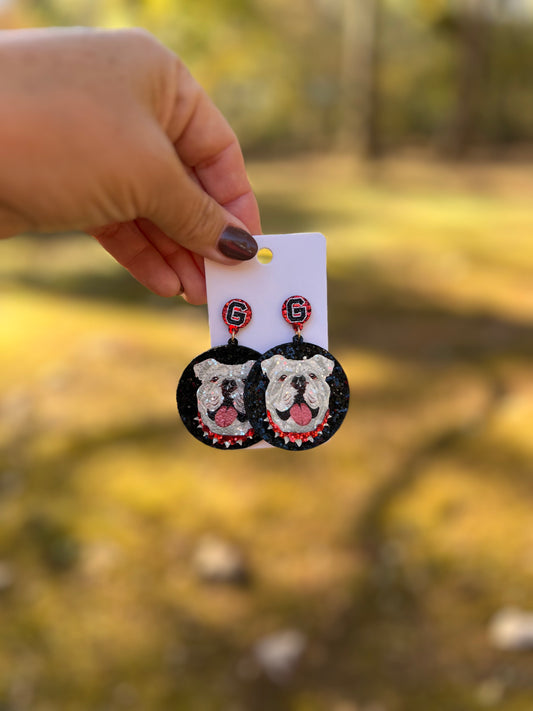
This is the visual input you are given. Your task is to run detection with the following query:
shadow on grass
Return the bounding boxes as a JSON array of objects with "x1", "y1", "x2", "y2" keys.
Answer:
[
  {"x1": 328, "y1": 269, "x2": 533, "y2": 362},
  {"x1": 11, "y1": 271, "x2": 182, "y2": 309},
  {"x1": 8, "y1": 254, "x2": 533, "y2": 365},
  {"x1": 259, "y1": 193, "x2": 356, "y2": 235}
]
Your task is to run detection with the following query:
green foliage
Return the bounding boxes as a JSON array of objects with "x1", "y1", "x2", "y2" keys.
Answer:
[{"x1": 8, "y1": 0, "x2": 533, "y2": 154}]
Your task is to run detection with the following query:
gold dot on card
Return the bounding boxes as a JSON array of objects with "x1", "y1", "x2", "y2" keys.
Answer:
[{"x1": 257, "y1": 248, "x2": 273, "y2": 264}]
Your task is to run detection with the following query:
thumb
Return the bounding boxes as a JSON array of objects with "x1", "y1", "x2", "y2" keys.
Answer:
[{"x1": 146, "y1": 150, "x2": 258, "y2": 264}]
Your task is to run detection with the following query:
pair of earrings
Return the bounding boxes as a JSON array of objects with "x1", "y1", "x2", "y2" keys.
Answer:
[{"x1": 176, "y1": 296, "x2": 350, "y2": 451}]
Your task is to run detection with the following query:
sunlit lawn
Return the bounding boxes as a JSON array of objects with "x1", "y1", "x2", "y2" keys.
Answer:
[{"x1": 1, "y1": 153, "x2": 533, "y2": 711}]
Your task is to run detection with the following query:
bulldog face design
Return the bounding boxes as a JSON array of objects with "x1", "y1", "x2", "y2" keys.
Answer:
[
  {"x1": 261, "y1": 354, "x2": 334, "y2": 438},
  {"x1": 194, "y1": 358, "x2": 255, "y2": 438}
]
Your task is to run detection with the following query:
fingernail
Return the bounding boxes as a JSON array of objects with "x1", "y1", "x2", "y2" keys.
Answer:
[{"x1": 218, "y1": 226, "x2": 258, "y2": 261}]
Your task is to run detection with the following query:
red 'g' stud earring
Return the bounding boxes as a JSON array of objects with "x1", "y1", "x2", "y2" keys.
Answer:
[
  {"x1": 243, "y1": 296, "x2": 350, "y2": 450},
  {"x1": 176, "y1": 299, "x2": 262, "y2": 449}
]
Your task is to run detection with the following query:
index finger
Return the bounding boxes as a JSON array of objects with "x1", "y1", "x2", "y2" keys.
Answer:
[{"x1": 166, "y1": 61, "x2": 262, "y2": 235}]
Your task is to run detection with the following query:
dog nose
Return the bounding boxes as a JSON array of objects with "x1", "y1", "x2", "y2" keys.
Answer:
[
  {"x1": 291, "y1": 375, "x2": 307, "y2": 391},
  {"x1": 222, "y1": 379, "x2": 237, "y2": 394}
]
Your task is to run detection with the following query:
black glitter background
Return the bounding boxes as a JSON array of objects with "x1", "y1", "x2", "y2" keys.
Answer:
[
  {"x1": 243, "y1": 337, "x2": 350, "y2": 451},
  {"x1": 176, "y1": 342, "x2": 262, "y2": 450}
]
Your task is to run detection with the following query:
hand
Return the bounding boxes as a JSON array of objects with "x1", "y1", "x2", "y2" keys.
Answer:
[{"x1": 0, "y1": 27, "x2": 261, "y2": 303}]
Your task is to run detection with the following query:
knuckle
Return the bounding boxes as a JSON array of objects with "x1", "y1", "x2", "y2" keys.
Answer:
[
  {"x1": 124, "y1": 27, "x2": 155, "y2": 45},
  {"x1": 178, "y1": 194, "x2": 220, "y2": 248},
  {"x1": 113, "y1": 27, "x2": 162, "y2": 56}
]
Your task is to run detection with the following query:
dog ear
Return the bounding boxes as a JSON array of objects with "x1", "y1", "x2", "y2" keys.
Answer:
[
  {"x1": 310, "y1": 354, "x2": 334, "y2": 377},
  {"x1": 194, "y1": 358, "x2": 220, "y2": 382},
  {"x1": 241, "y1": 360, "x2": 256, "y2": 378},
  {"x1": 261, "y1": 355, "x2": 288, "y2": 379}
]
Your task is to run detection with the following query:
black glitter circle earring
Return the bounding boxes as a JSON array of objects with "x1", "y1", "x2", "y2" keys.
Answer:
[
  {"x1": 244, "y1": 296, "x2": 350, "y2": 451},
  {"x1": 177, "y1": 298, "x2": 262, "y2": 449}
]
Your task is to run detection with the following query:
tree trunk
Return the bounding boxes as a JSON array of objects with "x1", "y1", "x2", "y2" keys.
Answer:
[
  {"x1": 339, "y1": 0, "x2": 383, "y2": 159},
  {"x1": 445, "y1": 0, "x2": 491, "y2": 157}
]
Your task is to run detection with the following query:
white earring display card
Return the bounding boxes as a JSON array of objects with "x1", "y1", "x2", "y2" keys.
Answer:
[{"x1": 205, "y1": 233, "x2": 328, "y2": 353}]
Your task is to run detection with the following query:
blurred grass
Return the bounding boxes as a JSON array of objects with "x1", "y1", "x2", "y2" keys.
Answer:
[{"x1": 1, "y1": 153, "x2": 533, "y2": 710}]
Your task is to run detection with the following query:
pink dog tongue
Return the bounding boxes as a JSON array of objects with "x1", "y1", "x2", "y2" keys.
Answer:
[
  {"x1": 290, "y1": 403, "x2": 312, "y2": 427},
  {"x1": 215, "y1": 406, "x2": 238, "y2": 428}
]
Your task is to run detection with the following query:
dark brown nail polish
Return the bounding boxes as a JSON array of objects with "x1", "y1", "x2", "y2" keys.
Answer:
[{"x1": 218, "y1": 226, "x2": 258, "y2": 261}]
